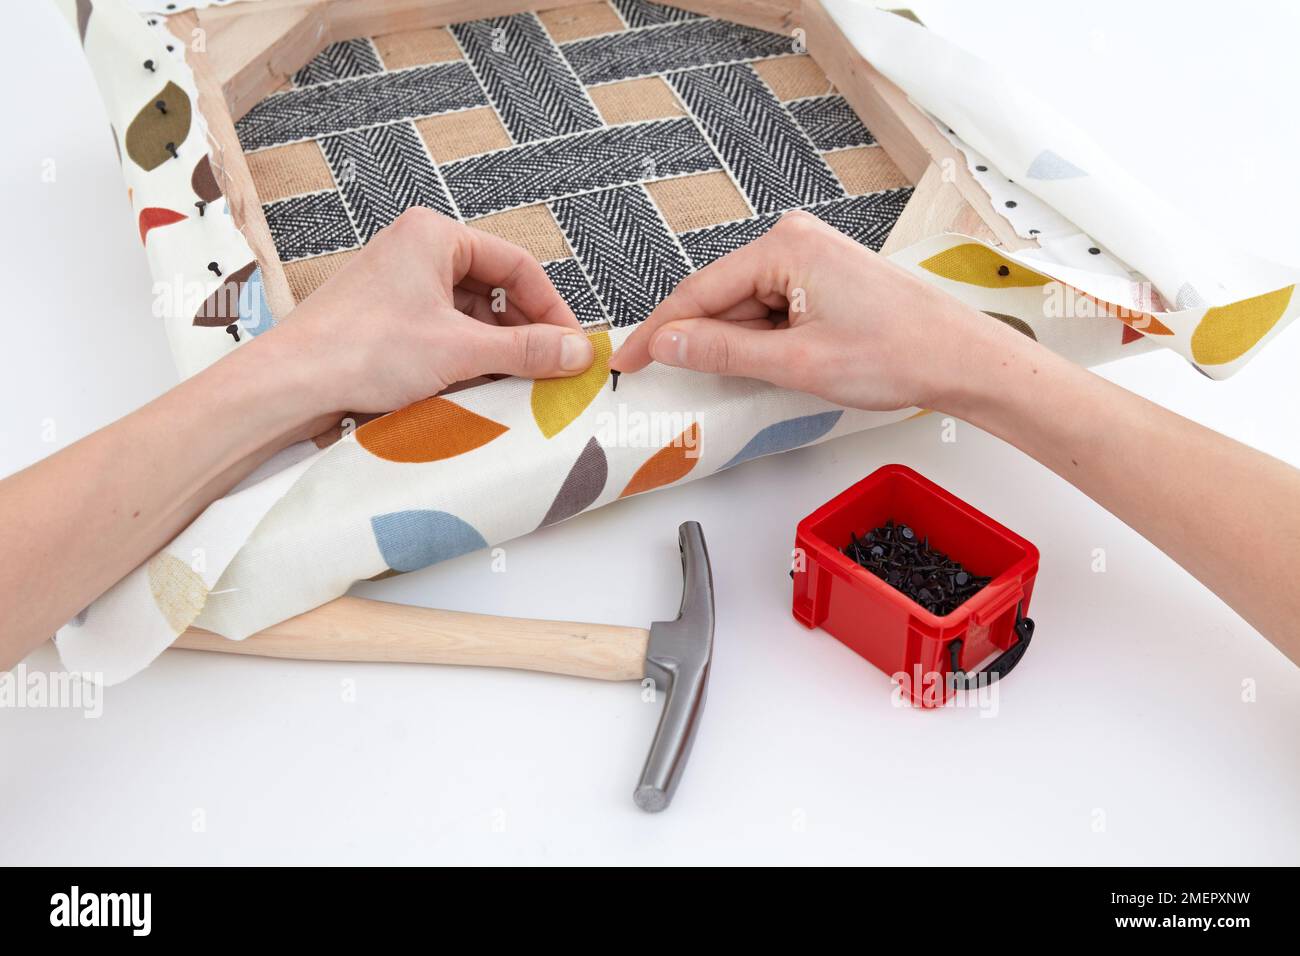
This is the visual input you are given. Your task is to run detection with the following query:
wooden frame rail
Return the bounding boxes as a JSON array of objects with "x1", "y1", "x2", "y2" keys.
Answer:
[{"x1": 168, "y1": 0, "x2": 1033, "y2": 322}]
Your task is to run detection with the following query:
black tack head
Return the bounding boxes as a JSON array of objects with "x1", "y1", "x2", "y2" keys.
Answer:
[{"x1": 845, "y1": 521, "x2": 987, "y2": 613}]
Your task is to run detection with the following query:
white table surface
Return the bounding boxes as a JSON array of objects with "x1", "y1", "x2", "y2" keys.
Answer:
[{"x1": 3, "y1": 0, "x2": 1299, "y2": 866}]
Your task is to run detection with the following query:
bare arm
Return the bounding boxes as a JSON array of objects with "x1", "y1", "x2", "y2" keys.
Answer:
[
  {"x1": 950, "y1": 328, "x2": 1300, "y2": 657},
  {"x1": 0, "y1": 209, "x2": 594, "y2": 669},
  {"x1": 611, "y1": 211, "x2": 1300, "y2": 663},
  {"x1": 0, "y1": 341, "x2": 330, "y2": 665}
]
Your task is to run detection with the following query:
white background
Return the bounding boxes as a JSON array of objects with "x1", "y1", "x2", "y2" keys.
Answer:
[{"x1": 3, "y1": 0, "x2": 1299, "y2": 865}]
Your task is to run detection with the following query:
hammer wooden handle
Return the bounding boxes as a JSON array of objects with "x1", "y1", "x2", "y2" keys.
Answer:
[{"x1": 173, "y1": 595, "x2": 650, "y2": 682}]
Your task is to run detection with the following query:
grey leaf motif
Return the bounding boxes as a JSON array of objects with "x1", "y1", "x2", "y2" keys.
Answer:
[{"x1": 538, "y1": 437, "x2": 608, "y2": 529}]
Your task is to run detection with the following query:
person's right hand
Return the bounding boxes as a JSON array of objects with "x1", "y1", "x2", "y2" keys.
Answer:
[{"x1": 609, "y1": 210, "x2": 1025, "y2": 413}]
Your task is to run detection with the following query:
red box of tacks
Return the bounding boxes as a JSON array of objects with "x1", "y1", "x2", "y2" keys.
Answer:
[{"x1": 792, "y1": 464, "x2": 1039, "y2": 707}]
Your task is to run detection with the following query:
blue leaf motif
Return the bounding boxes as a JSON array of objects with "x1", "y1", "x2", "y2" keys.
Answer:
[
  {"x1": 238, "y1": 266, "x2": 275, "y2": 336},
  {"x1": 719, "y1": 410, "x2": 843, "y2": 471},
  {"x1": 370, "y1": 510, "x2": 488, "y2": 573}
]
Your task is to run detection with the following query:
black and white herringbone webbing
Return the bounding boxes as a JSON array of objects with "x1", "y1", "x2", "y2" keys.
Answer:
[
  {"x1": 559, "y1": 16, "x2": 792, "y2": 85},
  {"x1": 263, "y1": 191, "x2": 358, "y2": 262},
  {"x1": 544, "y1": 258, "x2": 610, "y2": 325},
  {"x1": 611, "y1": 0, "x2": 701, "y2": 29},
  {"x1": 669, "y1": 63, "x2": 843, "y2": 214},
  {"x1": 320, "y1": 122, "x2": 456, "y2": 242},
  {"x1": 552, "y1": 185, "x2": 692, "y2": 326},
  {"x1": 292, "y1": 38, "x2": 383, "y2": 88},
  {"x1": 255, "y1": 0, "x2": 911, "y2": 327},
  {"x1": 237, "y1": 62, "x2": 486, "y2": 151},
  {"x1": 678, "y1": 190, "x2": 915, "y2": 268},
  {"x1": 788, "y1": 95, "x2": 875, "y2": 151},
  {"x1": 442, "y1": 117, "x2": 719, "y2": 218},
  {"x1": 452, "y1": 14, "x2": 603, "y2": 144}
]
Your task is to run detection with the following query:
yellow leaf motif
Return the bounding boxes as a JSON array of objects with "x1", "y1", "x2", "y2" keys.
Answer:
[
  {"x1": 919, "y1": 243, "x2": 1050, "y2": 289},
  {"x1": 147, "y1": 552, "x2": 208, "y2": 634},
  {"x1": 531, "y1": 330, "x2": 611, "y2": 438},
  {"x1": 1191, "y1": 285, "x2": 1295, "y2": 365}
]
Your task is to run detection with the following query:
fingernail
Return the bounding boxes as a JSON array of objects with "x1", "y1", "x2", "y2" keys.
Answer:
[
  {"x1": 651, "y1": 329, "x2": 687, "y2": 366},
  {"x1": 560, "y1": 333, "x2": 593, "y2": 372}
]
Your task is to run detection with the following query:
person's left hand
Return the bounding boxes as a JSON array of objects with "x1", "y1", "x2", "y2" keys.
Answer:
[{"x1": 262, "y1": 207, "x2": 594, "y2": 416}]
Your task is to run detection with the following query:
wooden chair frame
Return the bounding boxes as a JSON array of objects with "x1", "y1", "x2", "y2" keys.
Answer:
[{"x1": 168, "y1": 0, "x2": 1034, "y2": 322}]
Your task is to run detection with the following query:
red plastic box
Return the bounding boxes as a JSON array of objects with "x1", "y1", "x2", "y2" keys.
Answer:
[{"x1": 792, "y1": 464, "x2": 1039, "y2": 707}]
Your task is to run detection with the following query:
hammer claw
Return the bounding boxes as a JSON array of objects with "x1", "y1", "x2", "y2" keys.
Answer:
[{"x1": 634, "y1": 521, "x2": 715, "y2": 812}]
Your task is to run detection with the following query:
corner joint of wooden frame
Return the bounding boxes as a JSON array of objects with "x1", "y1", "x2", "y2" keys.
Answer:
[{"x1": 800, "y1": 0, "x2": 1033, "y2": 251}]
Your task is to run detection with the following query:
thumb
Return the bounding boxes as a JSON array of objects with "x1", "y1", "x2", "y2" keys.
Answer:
[
  {"x1": 461, "y1": 322, "x2": 595, "y2": 380},
  {"x1": 649, "y1": 319, "x2": 799, "y2": 386}
]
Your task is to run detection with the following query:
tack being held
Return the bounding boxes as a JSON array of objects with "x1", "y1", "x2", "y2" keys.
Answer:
[{"x1": 49, "y1": 887, "x2": 151, "y2": 936}]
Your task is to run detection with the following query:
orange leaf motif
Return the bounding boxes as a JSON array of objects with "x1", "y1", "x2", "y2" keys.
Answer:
[
  {"x1": 138, "y1": 207, "x2": 186, "y2": 244},
  {"x1": 1076, "y1": 290, "x2": 1173, "y2": 335},
  {"x1": 619, "y1": 422, "x2": 701, "y2": 498},
  {"x1": 356, "y1": 396, "x2": 508, "y2": 463}
]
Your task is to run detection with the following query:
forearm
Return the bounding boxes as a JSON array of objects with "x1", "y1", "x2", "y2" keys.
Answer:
[
  {"x1": 612, "y1": 218, "x2": 1300, "y2": 661},
  {"x1": 944, "y1": 317, "x2": 1300, "y2": 662},
  {"x1": 0, "y1": 332, "x2": 335, "y2": 667},
  {"x1": 1, "y1": 209, "x2": 597, "y2": 670}
]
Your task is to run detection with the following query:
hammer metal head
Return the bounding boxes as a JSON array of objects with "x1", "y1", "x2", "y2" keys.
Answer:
[{"x1": 633, "y1": 521, "x2": 715, "y2": 813}]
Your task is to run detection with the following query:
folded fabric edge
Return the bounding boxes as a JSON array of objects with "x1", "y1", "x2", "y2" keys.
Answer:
[
  {"x1": 821, "y1": 0, "x2": 1300, "y2": 377},
  {"x1": 54, "y1": 442, "x2": 324, "y2": 683},
  {"x1": 54, "y1": 232, "x2": 1152, "y2": 683},
  {"x1": 57, "y1": 0, "x2": 265, "y2": 380}
]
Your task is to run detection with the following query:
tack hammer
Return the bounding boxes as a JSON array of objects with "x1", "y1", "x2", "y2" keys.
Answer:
[{"x1": 173, "y1": 522, "x2": 715, "y2": 812}]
